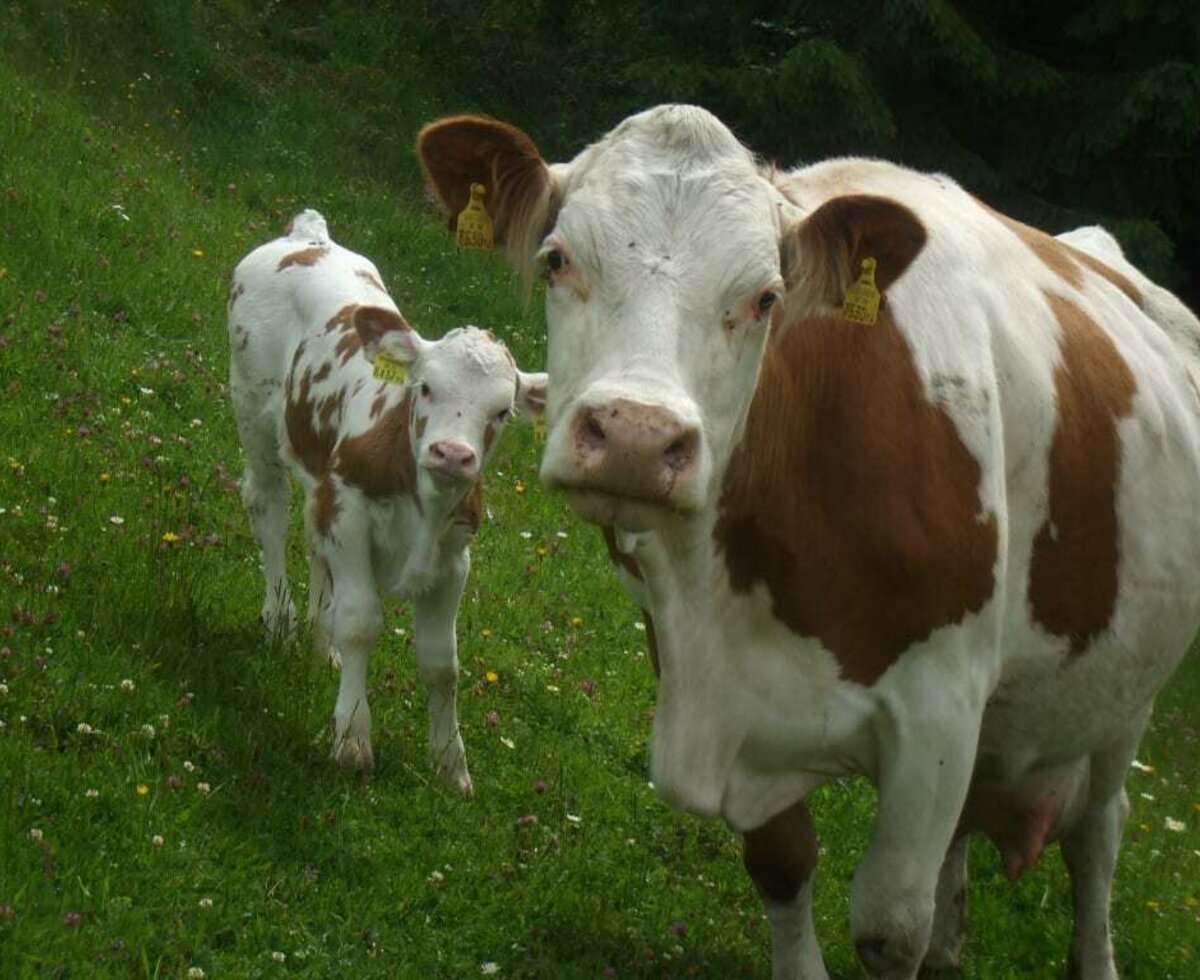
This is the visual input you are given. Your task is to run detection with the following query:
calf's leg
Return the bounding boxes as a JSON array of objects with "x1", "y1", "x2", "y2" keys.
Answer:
[
  {"x1": 232, "y1": 385, "x2": 295, "y2": 632},
  {"x1": 742, "y1": 800, "x2": 829, "y2": 980},
  {"x1": 412, "y1": 550, "x2": 473, "y2": 796}
]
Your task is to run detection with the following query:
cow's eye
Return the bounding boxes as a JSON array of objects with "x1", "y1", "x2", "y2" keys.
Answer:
[
  {"x1": 420, "y1": 382, "x2": 432, "y2": 399},
  {"x1": 546, "y1": 249, "x2": 567, "y2": 273},
  {"x1": 757, "y1": 290, "x2": 780, "y2": 315}
]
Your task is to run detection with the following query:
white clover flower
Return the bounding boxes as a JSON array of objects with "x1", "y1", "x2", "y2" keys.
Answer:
[
  {"x1": 187, "y1": 969, "x2": 205, "y2": 979},
  {"x1": 271, "y1": 951, "x2": 286, "y2": 963},
  {"x1": 140, "y1": 724, "x2": 156, "y2": 739},
  {"x1": 120, "y1": 678, "x2": 135, "y2": 693},
  {"x1": 1165, "y1": 817, "x2": 1186, "y2": 833},
  {"x1": 28, "y1": 828, "x2": 43, "y2": 842},
  {"x1": 85, "y1": 789, "x2": 99, "y2": 799},
  {"x1": 428, "y1": 870, "x2": 445, "y2": 884},
  {"x1": 198, "y1": 897, "x2": 213, "y2": 909},
  {"x1": 480, "y1": 963, "x2": 500, "y2": 975},
  {"x1": 197, "y1": 782, "x2": 211, "y2": 795},
  {"x1": 151, "y1": 834, "x2": 164, "y2": 848}
]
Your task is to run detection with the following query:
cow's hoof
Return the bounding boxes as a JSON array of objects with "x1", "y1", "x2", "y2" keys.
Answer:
[{"x1": 332, "y1": 733, "x2": 374, "y2": 773}]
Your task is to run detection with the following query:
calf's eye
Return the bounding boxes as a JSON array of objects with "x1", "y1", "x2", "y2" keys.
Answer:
[
  {"x1": 420, "y1": 382, "x2": 432, "y2": 398},
  {"x1": 546, "y1": 249, "x2": 566, "y2": 273},
  {"x1": 757, "y1": 290, "x2": 780, "y2": 315}
]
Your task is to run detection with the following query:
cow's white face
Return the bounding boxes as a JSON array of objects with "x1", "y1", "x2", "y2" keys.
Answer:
[
  {"x1": 355, "y1": 312, "x2": 546, "y2": 493},
  {"x1": 419, "y1": 106, "x2": 786, "y2": 532}
]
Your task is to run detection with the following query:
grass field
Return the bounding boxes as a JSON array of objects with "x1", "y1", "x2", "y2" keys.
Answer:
[{"x1": 0, "y1": 5, "x2": 1197, "y2": 977}]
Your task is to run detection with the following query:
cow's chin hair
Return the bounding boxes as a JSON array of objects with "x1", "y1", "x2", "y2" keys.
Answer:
[{"x1": 563, "y1": 489, "x2": 693, "y2": 533}]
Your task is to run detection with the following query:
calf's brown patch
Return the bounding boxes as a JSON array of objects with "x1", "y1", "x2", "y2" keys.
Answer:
[
  {"x1": 277, "y1": 245, "x2": 330, "y2": 271},
  {"x1": 1028, "y1": 292, "x2": 1136, "y2": 654},
  {"x1": 333, "y1": 391, "x2": 418, "y2": 501},
  {"x1": 715, "y1": 307, "x2": 998, "y2": 686},
  {"x1": 313, "y1": 476, "x2": 340, "y2": 536},
  {"x1": 286, "y1": 357, "x2": 340, "y2": 478}
]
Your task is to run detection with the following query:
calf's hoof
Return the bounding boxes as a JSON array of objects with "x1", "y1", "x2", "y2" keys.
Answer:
[
  {"x1": 261, "y1": 601, "x2": 297, "y2": 636},
  {"x1": 856, "y1": 934, "x2": 924, "y2": 980},
  {"x1": 436, "y1": 761, "x2": 474, "y2": 798},
  {"x1": 332, "y1": 731, "x2": 374, "y2": 773}
]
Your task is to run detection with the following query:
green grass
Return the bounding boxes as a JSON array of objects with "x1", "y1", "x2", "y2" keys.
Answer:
[{"x1": 0, "y1": 5, "x2": 1197, "y2": 977}]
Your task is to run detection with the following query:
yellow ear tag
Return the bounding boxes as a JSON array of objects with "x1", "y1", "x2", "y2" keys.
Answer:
[
  {"x1": 373, "y1": 352, "x2": 409, "y2": 385},
  {"x1": 532, "y1": 417, "x2": 547, "y2": 444},
  {"x1": 842, "y1": 257, "x2": 881, "y2": 325},
  {"x1": 455, "y1": 182, "x2": 494, "y2": 251}
]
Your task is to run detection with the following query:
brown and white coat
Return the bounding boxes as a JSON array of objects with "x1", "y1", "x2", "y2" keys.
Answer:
[
  {"x1": 228, "y1": 209, "x2": 545, "y2": 790},
  {"x1": 418, "y1": 108, "x2": 1200, "y2": 978}
]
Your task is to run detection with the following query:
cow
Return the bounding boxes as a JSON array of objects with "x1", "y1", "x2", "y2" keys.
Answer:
[
  {"x1": 228, "y1": 209, "x2": 547, "y2": 793},
  {"x1": 416, "y1": 106, "x2": 1200, "y2": 977}
]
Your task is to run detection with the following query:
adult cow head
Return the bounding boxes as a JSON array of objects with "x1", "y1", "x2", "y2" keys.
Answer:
[{"x1": 417, "y1": 105, "x2": 925, "y2": 531}]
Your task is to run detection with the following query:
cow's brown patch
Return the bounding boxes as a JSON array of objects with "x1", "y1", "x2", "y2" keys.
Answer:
[
  {"x1": 285, "y1": 354, "x2": 340, "y2": 478},
  {"x1": 333, "y1": 390, "x2": 417, "y2": 500},
  {"x1": 983, "y1": 205, "x2": 1142, "y2": 305},
  {"x1": 352, "y1": 306, "x2": 411, "y2": 351},
  {"x1": 313, "y1": 476, "x2": 339, "y2": 536},
  {"x1": 355, "y1": 268, "x2": 387, "y2": 294},
  {"x1": 452, "y1": 480, "x2": 484, "y2": 533},
  {"x1": 312, "y1": 361, "x2": 332, "y2": 383},
  {"x1": 715, "y1": 307, "x2": 998, "y2": 686},
  {"x1": 277, "y1": 245, "x2": 330, "y2": 271},
  {"x1": 742, "y1": 801, "x2": 819, "y2": 903},
  {"x1": 1028, "y1": 292, "x2": 1136, "y2": 654}
]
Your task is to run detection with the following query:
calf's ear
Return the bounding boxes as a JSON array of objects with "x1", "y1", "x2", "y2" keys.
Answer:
[
  {"x1": 779, "y1": 194, "x2": 928, "y2": 318},
  {"x1": 353, "y1": 306, "x2": 425, "y2": 364},
  {"x1": 416, "y1": 115, "x2": 561, "y2": 280},
  {"x1": 513, "y1": 371, "x2": 548, "y2": 418}
]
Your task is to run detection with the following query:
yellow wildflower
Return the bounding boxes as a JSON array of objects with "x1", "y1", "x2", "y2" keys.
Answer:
[
  {"x1": 99, "y1": 473, "x2": 111, "y2": 485},
  {"x1": 514, "y1": 480, "x2": 526, "y2": 495},
  {"x1": 136, "y1": 784, "x2": 149, "y2": 796},
  {"x1": 485, "y1": 671, "x2": 499, "y2": 684},
  {"x1": 570, "y1": 616, "x2": 583, "y2": 628},
  {"x1": 161, "y1": 531, "x2": 180, "y2": 544}
]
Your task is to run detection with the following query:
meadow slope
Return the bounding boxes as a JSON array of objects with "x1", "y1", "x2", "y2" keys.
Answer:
[{"x1": 0, "y1": 5, "x2": 1197, "y2": 977}]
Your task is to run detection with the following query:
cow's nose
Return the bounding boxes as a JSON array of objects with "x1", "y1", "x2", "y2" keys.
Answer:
[
  {"x1": 426, "y1": 440, "x2": 477, "y2": 480},
  {"x1": 569, "y1": 399, "x2": 700, "y2": 501}
]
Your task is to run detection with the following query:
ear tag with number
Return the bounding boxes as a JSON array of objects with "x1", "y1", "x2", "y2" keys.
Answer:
[
  {"x1": 373, "y1": 352, "x2": 409, "y2": 385},
  {"x1": 533, "y1": 417, "x2": 547, "y2": 444},
  {"x1": 455, "y1": 182, "x2": 494, "y2": 251},
  {"x1": 842, "y1": 257, "x2": 881, "y2": 325}
]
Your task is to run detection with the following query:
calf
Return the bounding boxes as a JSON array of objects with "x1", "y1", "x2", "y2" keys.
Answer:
[
  {"x1": 418, "y1": 108, "x2": 1200, "y2": 976},
  {"x1": 228, "y1": 209, "x2": 546, "y2": 791}
]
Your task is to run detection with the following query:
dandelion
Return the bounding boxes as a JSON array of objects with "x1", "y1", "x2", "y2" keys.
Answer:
[
  {"x1": 536, "y1": 546, "x2": 549, "y2": 558},
  {"x1": 199, "y1": 897, "x2": 213, "y2": 909},
  {"x1": 119, "y1": 678, "x2": 135, "y2": 693},
  {"x1": 161, "y1": 531, "x2": 180, "y2": 545},
  {"x1": 514, "y1": 480, "x2": 526, "y2": 495},
  {"x1": 1166, "y1": 817, "x2": 1187, "y2": 832},
  {"x1": 191, "y1": 249, "x2": 205, "y2": 258},
  {"x1": 28, "y1": 828, "x2": 43, "y2": 842},
  {"x1": 570, "y1": 616, "x2": 583, "y2": 628},
  {"x1": 151, "y1": 834, "x2": 164, "y2": 848},
  {"x1": 136, "y1": 784, "x2": 149, "y2": 796},
  {"x1": 481, "y1": 628, "x2": 493, "y2": 639},
  {"x1": 485, "y1": 670, "x2": 499, "y2": 683}
]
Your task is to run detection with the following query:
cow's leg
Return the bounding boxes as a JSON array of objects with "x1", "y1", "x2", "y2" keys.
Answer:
[
  {"x1": 918, "y1": 835, "x2": 969, "y2": 979},
  {"x1": 1060, "y1": 722, "x2": 1143, "y2": 980},
  {"x1": 232, "y1": 385, "x2": 295, "y2": 633},
  {"x1": 742, "y1": 800, "x2": 829, "y2": 980},
  {"x1": 851, "y1": 686, "x2": 981, "y2": 980},
  {"x1": 324, "y1": 516, "x2": 380, "y2": 772},
  {"x1": 412, "y1": 550, "x2": 473, "y2": 796}
]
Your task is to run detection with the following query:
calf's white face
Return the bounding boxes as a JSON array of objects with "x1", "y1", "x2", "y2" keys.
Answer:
[
  {"x1": 418, "y1": 106, "x2": 786, "y2": 531},
  {"x1": 355, "y1": 311, "x2": 546, "y2": 491}
]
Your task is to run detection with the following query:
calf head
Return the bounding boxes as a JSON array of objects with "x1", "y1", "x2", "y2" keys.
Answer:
[
  {"x1": 353, "y1": 307, "x2": 546, "y2": 497},
  {"x1": 418, "y1": 105, "x2": 925, "y2": 532}
]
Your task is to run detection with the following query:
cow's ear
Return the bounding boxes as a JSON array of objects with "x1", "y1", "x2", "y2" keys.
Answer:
[
  {"x1": 513, "y1": 370, "x2": 548, "y2": 419},
  {"x1": 780, "y1": 194, "x2": 927, "y2": 316},
  {"x1": 416, "y1": 115, "x2": 561, "y2": 278},
  {"x1": 353, "y1": 306, "x2": 424, "y2": 364}
]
